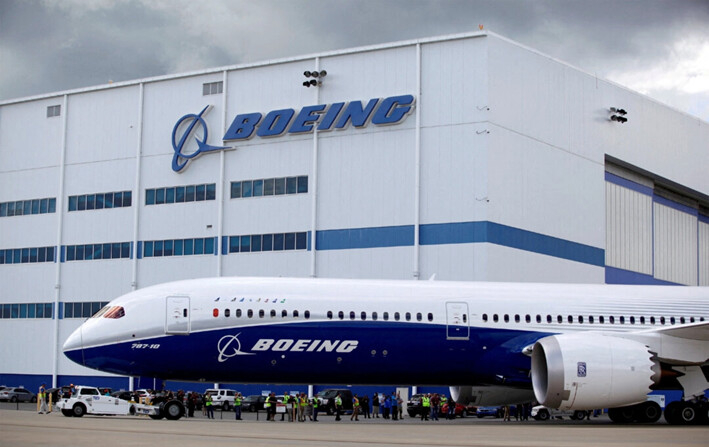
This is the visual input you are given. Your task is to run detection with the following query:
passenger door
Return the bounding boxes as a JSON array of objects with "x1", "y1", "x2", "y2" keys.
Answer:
[
  {"x1": 445, "y1": 302, "x2": 469, "y2": 340},
  {"x1": 166, "y1": 296, "x2": 190, "y2": 334}
]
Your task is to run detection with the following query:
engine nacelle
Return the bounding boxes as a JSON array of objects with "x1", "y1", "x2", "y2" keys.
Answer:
[{"x1": 531, "y1": 333, "x2": 658, "y2": 410}]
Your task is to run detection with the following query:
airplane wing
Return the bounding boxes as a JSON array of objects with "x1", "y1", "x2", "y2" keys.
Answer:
[
  {"x1": 622, "y1": 321, "x2": 709, "y2": 365},
  {"x1": 647, "y1": 321, "x2": 709, "y2": 342}
]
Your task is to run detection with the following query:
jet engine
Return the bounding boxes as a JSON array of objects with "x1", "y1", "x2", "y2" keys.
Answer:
[{"x1": 531, "y1": 333, "x2": 659, "y2": 410}]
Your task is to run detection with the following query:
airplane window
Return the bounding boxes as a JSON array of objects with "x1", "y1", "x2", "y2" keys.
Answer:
[
  {"x1": 588, "y1": 315, "x2": 594, "y2": 324},
  {"x1": 92, "y1": 306, "x2": 111, "y2": 318},
  {"x1": 619, "y1": 316, "x2": 625, "y2": 324},
  {"x1": 349, "y1": 311, "x2": 355, "y2": 320},
  {"x1": 463, "y1": 314, "x2": 467, "y2": 323},
  {"x1": 427, "y1": 313, "x2": 433, "y2": 322},
  {"x1": 578, "y1": 316, "x2": 583, "y2": 324},
  {"x1": 225, "y1": 309, "x2": 231, "y2": 317},
  {"x1": 503, "y1": 314, "x2": 509, "y2": 323},
  {"x1": 525, "y1": 315, "x2": 530, "y2": 323},
  {"x1": 372, "y1": 312, "x2": 378, "y2": 321},
  {"x1": 213, "y1": 309, "x2": 219, "y2": 318},
  {"x1": 701, "y1": 317, "x2": 705, "y2": 322},
  {"x1": 416, "y1": 313, "x2": 422, "y2": 322},
  {"x1": 293, "y1": 310, "x2": 299, "y2": 318},
  {"x1": 599, "y1": 315, "x2": 605, "y2": 324},
  {"x1": 405, "y1": 312, "x2": 411, "y2": 321},
  {"x1": 236, "y1": 309, "x2": 242, "y2": 318},
  {"x1": 690, "y1": 317, "x2": 695, "y2": 323},
  {"x1": 640, "y1": 316, "x2": 645, "y2": 324},
  {"x1": 304, "y1": 310, "x2": 310, "y2": 319},
  {"x1": 183, "y1": 309, "x2": 188, "y2": 318},
  {"x1": 383, "y1": 312, "x2": 389, "y2": 321},
  {"x1": 514, "y1": 314, "x2": 520, "y2": 323},
  {"x1": 281, "y1": 309, "x2": 287, "y2": 318},
  {"x1": 670, "y1": 317, "x2": 675, "y2": 325},
  {"x1": 394, "y1": 312, "x2": 400, "y2": 321},
  {"x1": 327, "y1": 311, "x2": 333, "y2": 320},
  {"x1": 650, "y1": 316, "x2": 656, "y2": 324},
  {"x1": 338, "y1": 311, "x2": 344, "y2": 320},
  {"x1": 660, "y1": 316, "x2": 666, "y2": 325},
  {"x1": 567, "y1": 315, "x2": 573, "y2": 324},
  {"x1": 557, "y1": 315, "x2": 562, "y2": 324},
  {"x1": 493, "y1": 314, "x2": 499, "y2": 323},
  {"x1": 630, "y1": 316, "x2": 635, "y2": 324},
  {"x1": 546, "y1": 315, "x2": 551, "y2": 323},
  {"x1": 536, "y1": 315, "x2": 541, "y2": 323},
  {"x1": 482, "y1": 314, "x2": 488, "y2": 322},
  {"x1": 361, "y1": 312, "x2": 366, "y2": 321},
  {"x1": 259, "y1": 309, "x2": 264, "y2": 318},
  {"x1": 103, "y1": 306, "x2": 125, "y2": 319},
  {"x1": 609, "y1": 316, "x2": 615, "y2": 324},
  {"x1": 247, "y1": 309, "x2": 253, "y2": 318},
  {"x1": 270, "y1": 309, "x2": 276, "y2": 318}
]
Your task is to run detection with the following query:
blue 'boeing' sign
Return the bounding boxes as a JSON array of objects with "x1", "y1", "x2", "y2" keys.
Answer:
[{"x1": 171, "y1": 94, "x2": 415, "y2": 172}]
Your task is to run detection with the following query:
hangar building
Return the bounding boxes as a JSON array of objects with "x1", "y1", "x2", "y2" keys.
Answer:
[{"x1": 1, "y1": 31, "x2": 707, "y2": 392}]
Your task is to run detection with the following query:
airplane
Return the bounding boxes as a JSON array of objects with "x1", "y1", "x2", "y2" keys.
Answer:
[{"x1": 63, "y1": 276, "x2": 709, "y2": 424}]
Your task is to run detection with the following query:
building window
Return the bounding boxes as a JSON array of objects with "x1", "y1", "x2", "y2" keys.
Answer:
[
  {"x1": 0, "y1": 246, "x2": 55, "y2": 265},
  {"x1": 1, "y1": 303, "x2": 55, "y2": 319},
  {"x1": 142, "y1": 237, "x2": 214, "y2": 257},
  {"x1": 63, "y1": 301, "x2": 109, "y2": 319},
  {"x1": 203, "y1": 81, "x2": 223, "y2": 96},
  {"x1": 146, "y1": 184, "x2": 215, "y2": 206},
  {"x1": 231, "y1": 176, "x2": 307, "y2": 199},
  {"x1": 47, "y1": 105, "x2": 61, "y2": 118},
  {"x1": 68, "y1": 191, "x2": 131, "y2": 212},
  {"x1": 1, "y1": 198, "x2": 56, "y2": 217},
  {"x1": 227, "y1": 232, "x2": 307, "y2": 254},
  {"x1": 65, "y1": 242, "x2": 130, "y2": 261}
]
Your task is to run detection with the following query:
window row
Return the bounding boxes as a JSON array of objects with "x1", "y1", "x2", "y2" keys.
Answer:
[
  {"x1": 481, "y1": 313, "x2": 706, "y2": 325},
  {"x1": 203, "y1": 81, "x2": 223, "y2": 95},
  {"x1": 213, "y1": 307, "x2": 434, "y2": 322},
  {"x1": 63, "y1": 301, "x2": 110, "y2": 319},
  {"x1": 146, "y1": 184, "x2": 216, "y2": 205},
  {"x1": 0, "y1": 246, "x2": 56, "y2": 264},
  {"x1": 0, "y1": 303, "x2": 54, "y2": 319},
  {"x1": 0, "y1": 198, "x2": 56, "y2": 217},
  {"x1": 143, "y1": 237, "x2": 215, "y2": 257},
  {"x1": 227, "y1": 232, "x2": 307, "y2": 253},
  {"x1": 66, "y1": 242, "x2": 131, "y2": 261},
  {"x1": 230, "y1": 176, "x2": 308, "y2": 199},
  {"x1": 69, "y1": 191, "x2": 131, "y2": 212}
]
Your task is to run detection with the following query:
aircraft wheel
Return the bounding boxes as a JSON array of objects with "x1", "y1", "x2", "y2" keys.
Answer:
[
  {"x1": 636, "y1": 401, "x2": 662, "y2": 423},
  {"x1": 608, "y1": 406, "x2": 634, "y2": 423},
  {"x1": 678, "y1": 402, "x2": 698, "y2": 425},
  {"x1": 536, "y1": 409, "x2": 550, "y2": 421}
]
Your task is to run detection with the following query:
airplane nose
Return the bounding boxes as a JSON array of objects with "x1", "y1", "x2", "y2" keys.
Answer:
[{"x1": 63, "y1": 325, "x2": 84, "y2": 366}]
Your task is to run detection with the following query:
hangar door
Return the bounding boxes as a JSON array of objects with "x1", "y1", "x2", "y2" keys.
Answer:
[
  {"x1": 446, "y1": 302, "x2": 469, "y2": 340},
  {"x1": 166, "y1": 296, "x2": 190, "y2": 334}
]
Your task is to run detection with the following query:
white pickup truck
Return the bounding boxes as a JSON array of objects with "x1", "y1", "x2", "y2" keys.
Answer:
[{"x1": 55, "y1": 386, "x2": 184, "y2": 420}]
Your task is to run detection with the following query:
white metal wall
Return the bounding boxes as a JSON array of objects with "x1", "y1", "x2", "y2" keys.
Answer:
[
  {"x1": 654, "y1": 202, "x2": 698, "y2": 285},
  {"x1": 605, "y1": 182, "x2": 653, "y2": 275},
  {"x1": 700, "y1": 220, "x2": 709, "y2": 286}
]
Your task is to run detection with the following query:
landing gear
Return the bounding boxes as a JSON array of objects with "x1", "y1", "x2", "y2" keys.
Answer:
[
  {"x1": 664, "y1": 401, "x2": 703, "y2": 425},
  {"x1": 608, "y1": 401, "x2": 662, "y2": 423}
]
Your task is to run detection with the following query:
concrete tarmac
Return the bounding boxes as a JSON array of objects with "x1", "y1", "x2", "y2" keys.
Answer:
[{"x1": 1, "y1": 407, "x2": 707, "y2": 447}]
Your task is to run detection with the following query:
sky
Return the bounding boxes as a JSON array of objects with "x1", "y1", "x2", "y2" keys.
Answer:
[{"x1": 1, "y1": 0, "x2": 708, "y2": 122}]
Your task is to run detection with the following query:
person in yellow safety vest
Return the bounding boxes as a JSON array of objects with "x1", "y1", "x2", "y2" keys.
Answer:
[
  {"x1": 299, "y1": 393, "x2": 307, "y2": 422},
  {"x1": 334, "y1": 394, "x2": 343, "y2": 421},
  {"x1": 311, "y1": 396, "x2": 319, "y2": 422},
  {"x1": 204, "y1": 393, "x2": 214, "y2": 419},
  {"x1": 350, "y1": 395, "x2": 360, "y2": 421},
  {"x1": 421, "y1": 394, "x2": 430, "y2": 420},
  {"x1": 38, "y1": 384, "x2": 48, "y2": 414},
  {"x1": 234, "y1": 393, "x2": 242, "y2": 420},
  {"x1": 281, "y1": 392, "x2": 290, "y2": 421}
]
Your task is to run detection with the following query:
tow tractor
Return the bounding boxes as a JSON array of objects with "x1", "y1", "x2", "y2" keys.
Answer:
[{"x1": 55, "y1": 386, "x2": 184, "y2": 420}]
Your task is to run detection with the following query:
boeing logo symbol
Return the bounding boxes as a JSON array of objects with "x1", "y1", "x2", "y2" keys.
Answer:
[
  {"x1": 171, "y1": 105, "x2": 229, "y2": 172},
  {"x1": 217, "y1": 333, "x2": 255, "y2": 363}
]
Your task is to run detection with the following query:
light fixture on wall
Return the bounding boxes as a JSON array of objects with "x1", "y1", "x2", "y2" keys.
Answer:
[
  {"x1": 303, "y1": 70, "x2": 327, "y2": 87},
  {"x1": 610, "y1": 107, "x2": 628, "y2": 123}
]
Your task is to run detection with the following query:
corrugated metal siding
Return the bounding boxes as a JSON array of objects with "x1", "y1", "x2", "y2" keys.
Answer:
[
  {"x1": 700, "y1": 220, "x2": 709, "y2": 286},
  {"x1": 653, "y1": 203, "x2": 698, "y2": 285},
  {"x1": 605, "y1": 182, "x2": 652, "y2": 274}
]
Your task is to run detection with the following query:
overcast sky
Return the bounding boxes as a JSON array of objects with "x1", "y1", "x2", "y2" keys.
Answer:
[{"x1": 1, "y1": 0, "x2": 708, "y2": 121}]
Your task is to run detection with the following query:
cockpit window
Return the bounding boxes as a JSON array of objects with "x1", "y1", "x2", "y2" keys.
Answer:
[
  {"x1": 91, "y1": 305, "x2": 112, "y2": 318},
  {"x1": 103, "y1": 306, "x2": 125, "y2": 319}
]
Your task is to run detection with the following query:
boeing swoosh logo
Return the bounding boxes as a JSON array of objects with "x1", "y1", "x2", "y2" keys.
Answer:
[
  {"x1": 217, "y1": 333, "x2": 255, "y2": 362},
  {"x1": 171, "y1": 105, "x2": 230, "y2": 172}
]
